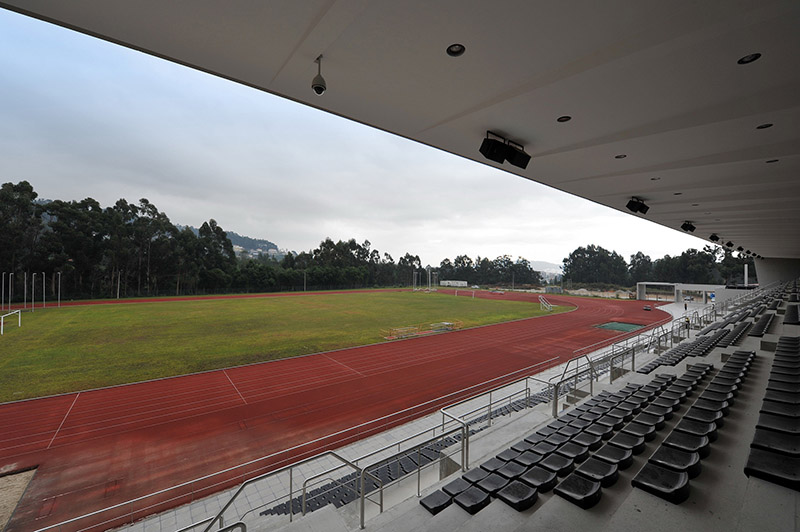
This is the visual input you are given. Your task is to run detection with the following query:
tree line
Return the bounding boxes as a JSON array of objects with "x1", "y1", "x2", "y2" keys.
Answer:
[
  {"x1": 437, "y1": 255, "x2": 543, "y2": 286},
  {"x1": 562, "y1": 244, "x2": 757, "y2": 288},
  {"x1": 2, "y1": 181, "x2": 756, "y2": 302},
  {"x1": 0, "y1": 181, "x2": 545, "y2": 300}
]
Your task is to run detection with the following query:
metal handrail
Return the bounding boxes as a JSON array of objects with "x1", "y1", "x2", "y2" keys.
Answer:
[
  {"x1": 441, "y1": 409, "x2": 470, "y2": 468},
  {"x1": 449, "y1": 385, "x2": 531, "y2": 428},
  {"x1": 358, "y1": 468, "x2": 384, "y2": 529},
  {"x1": 175, "y1": 517, "x2": 213, "y2": 532},
  {"x1": 301, "y1": 459, "x2": 360, "y2": 515},
  {"x1": 202, "y1": 451, "x2": 356, "y2": 532},
  {"x1": 439, "y1": 356, "x2": 559, "y2": 468}
]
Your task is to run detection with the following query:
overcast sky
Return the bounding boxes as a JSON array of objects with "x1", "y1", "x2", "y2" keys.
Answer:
[{"x1": 0, "y1": 9, "x2": 710, "y2": 268}]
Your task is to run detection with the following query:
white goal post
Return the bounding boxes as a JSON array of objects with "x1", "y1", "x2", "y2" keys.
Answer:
[{"x1": 1, "y1": 310, "x2": 21, "y2": 335}]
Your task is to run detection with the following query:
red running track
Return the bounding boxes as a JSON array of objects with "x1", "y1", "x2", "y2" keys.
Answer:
[{"x1": 0, "y1": 293, "x2": 668, "y2": 531}]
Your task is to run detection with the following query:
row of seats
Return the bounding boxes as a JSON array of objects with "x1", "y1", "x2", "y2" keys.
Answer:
[
  {"x1": 633, "y1": 352, "x2": 754, "y2": 503},
  {"x1": 638, "y1": 330, "x2": 727, "y2": 374},
  {"x1": 748, "y1": 312, "x2": 775, "y2": 337},
  {"x1": 784, "y1": 305, "x2": 799, "y2": 326},
  {"x1": 716, "y1": 321, "x2": 751, "y2": 348},
  {"x1": 419, "y1": 374, "x2": 684, "y2": 515},
  {"x1": 744, "y1": 336, "x2": 800, "y2": 490},
  {"x1": 261, "y1": 393, "x2": 554, "y2": 517},
  {"x1": 420, "y1": 364, "x2": 738, "y2": 516}
]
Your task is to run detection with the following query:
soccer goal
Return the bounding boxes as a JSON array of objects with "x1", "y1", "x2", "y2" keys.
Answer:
[
  {"x1": 539, "y1": 295, "x2": 553, "y2": 312},
  {"x1": 1, "y1": 310, "x2": 21, "y2": 335}
]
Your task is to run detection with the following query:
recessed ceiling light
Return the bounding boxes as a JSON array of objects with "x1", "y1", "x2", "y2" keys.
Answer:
[
  {"x1": 692, "y1": 203, "x2": 699, "y2": 207},
  {"x1": 673, "y1": 192, "x2": 682, "y2": 195},
  {"x1": 737, "y1": 53, "x2": 761, "y2": 65},
  {"x1": 557, "y1": 115, "x2": 572, "y2": 123},
  {"x1": 756, "y1": 123, "x2": 773, "y2": 129},
  {"x1": 446, "y1": 43, "x2": 465, "y2": 57},
  {"x1": 614, "y1": 154, "x2": 627, "y2": 159},
  {"x1": 650, "y1": 177, "x2": 661, "y2": 181},
  {"x1": 766, "y1": 159, "x2": 780, "y2": 163}
]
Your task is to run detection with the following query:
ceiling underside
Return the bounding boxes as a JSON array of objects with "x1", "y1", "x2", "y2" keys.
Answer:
[{"x1": 2, "y1": 0, "x2": 799, "y2": 258}]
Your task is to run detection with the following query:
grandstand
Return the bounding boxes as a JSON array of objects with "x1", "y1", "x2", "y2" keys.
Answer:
[{"x1": 0, "y1": 2, "x2": 799, "y2": 532}]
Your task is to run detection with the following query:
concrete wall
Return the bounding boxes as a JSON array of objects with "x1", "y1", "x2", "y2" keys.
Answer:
[
  {"x1": 756, "y1": 258, "x2": 800, "y2": 286},
  {"x1": 713, "y1": 287, "x2": 746, "y2": 304}
]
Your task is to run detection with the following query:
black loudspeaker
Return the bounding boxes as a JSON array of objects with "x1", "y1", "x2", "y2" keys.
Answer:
[
  {"x1": 479, "y1": 138, "x2": 509, "y2": 164},
  {"x1": 506, "y1": 145, "x2": 531, "y2": 169}
]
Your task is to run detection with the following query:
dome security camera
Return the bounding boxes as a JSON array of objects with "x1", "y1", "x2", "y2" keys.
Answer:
[
  {"x1": 312, "y1": 55, "x2": 326, "y2": 96},
  {"x1": 312, "y1": 74, "x2": 326, "y2": 95}
]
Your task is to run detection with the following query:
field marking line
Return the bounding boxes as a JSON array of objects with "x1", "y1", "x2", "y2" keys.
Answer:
[
  {"x1": 223, "y1": 369, "x2": 248, "y2": 405},
  {"x1": 48, "y1": 393, "x2": 80, "y2": 449},
  {"x1": 323, "y1": 354, "x2": 366, "y2": 377}
]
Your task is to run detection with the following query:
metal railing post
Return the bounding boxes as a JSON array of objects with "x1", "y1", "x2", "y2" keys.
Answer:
[
  {"x1": 289, "y1": 468, "x2": 293, "y2": 522},
  {"x1": 487, "y1": 391, "x2": 493, "y2": 427},
  {"x1": 551, "y1": 382, "x2": 559, "y2": 417},
  {"x1": 460, "y1": 425, "x2": 467, "y2": 471},
  {"x1": 417, "y1": 448, "x2": 421, "y2": 495}
]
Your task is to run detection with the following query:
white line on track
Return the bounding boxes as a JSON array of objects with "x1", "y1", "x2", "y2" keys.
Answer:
[
  {"x1": 323, "y1": 354, "x2": 366, "y2": 377},
  {"x1": 223, "y1": 369, "x2": 248, "y2": 405},
  {"x1": 47, "y1": 393, "x2": 80, "y2": 449}
]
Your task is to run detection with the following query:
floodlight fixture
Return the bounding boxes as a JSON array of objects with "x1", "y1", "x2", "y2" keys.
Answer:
[
  {"x1": 479, "y1": 131, "x2": 531, "y2": 169},
  {"x1": 680, "y1": 221, "x2": 696, "y2": 233},
  {"x1": 626, "y1": 197, "x2": 649, "y2": 215},
  {"x1": 709, "y1": 234, "x2": 720, "y2": 242}
]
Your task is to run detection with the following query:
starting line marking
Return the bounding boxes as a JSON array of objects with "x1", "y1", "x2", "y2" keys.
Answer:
[
  {"x1": 223, "y1": 370, "x2": 247, "y2": 405},
  {"x1": 48, "y1": 392, "x2": 80, "y2": 449},
  {"x1": 324, "y1": 354, "x2": 366, "y2": 377}
]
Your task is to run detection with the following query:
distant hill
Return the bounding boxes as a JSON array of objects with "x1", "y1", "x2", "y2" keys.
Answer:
[
  {"x1": 177, "y1": 225, "x2": 279, "y2": 255},
  {"x1": 225, "y1": 231, "x2": 278, "y2": 252},
  {"x1": 530, "y1": 260, "x2": 562, "y2": 274}
]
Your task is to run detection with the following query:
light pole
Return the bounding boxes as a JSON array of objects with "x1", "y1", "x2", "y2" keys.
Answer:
[
  {"x1": 57, "y1": 272, "x2": 62, "y2": 308},
  {"x1": 2, "y1": 272, "x2": 5, "y2": 312},
  {"x1": 8, "y1": 273, "x2": 12, "y2": 310},
  {"x1": 24, "y1": 272, "x2": 27, "y2": 310},
  {"x1": 42, "y1": 272, "x2": 46, "y2": 308},
  {"x1": 31, "y1": 272, "x2": 36, "y2": 312}
]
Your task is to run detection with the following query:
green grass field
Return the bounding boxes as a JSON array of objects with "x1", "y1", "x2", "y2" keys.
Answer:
[{"x1": 0, "y1": 291, "x2": 569, "y2": 402}]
